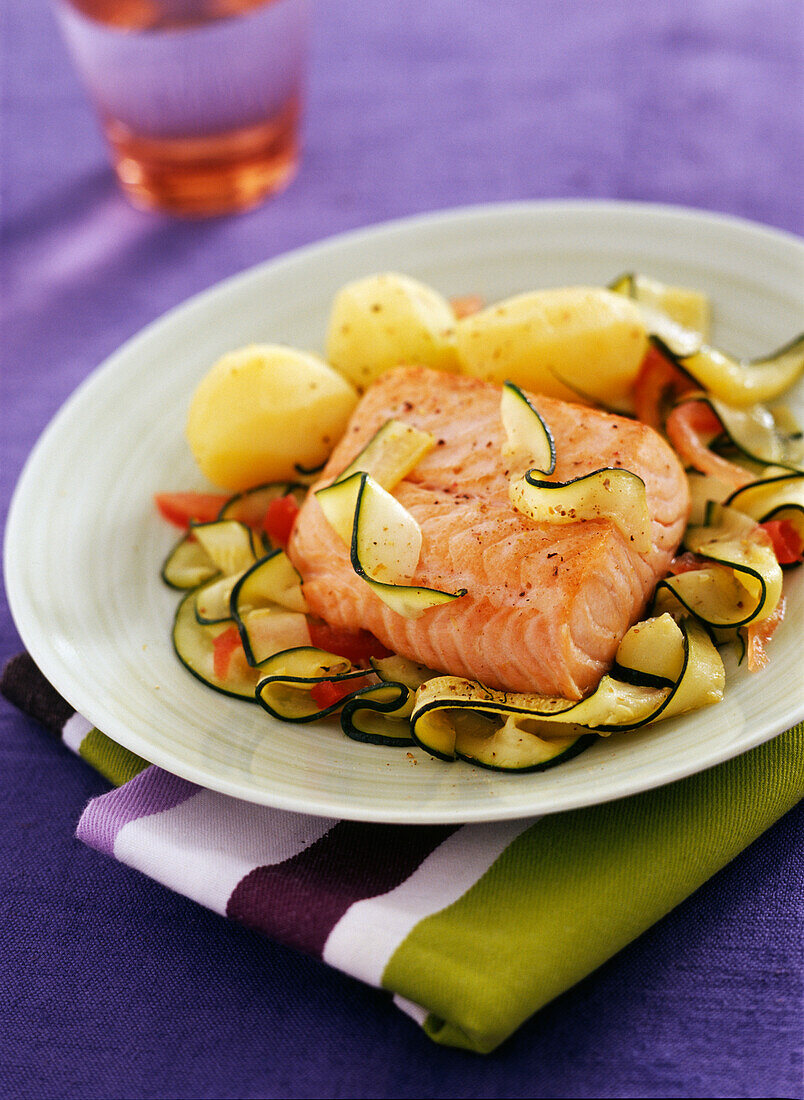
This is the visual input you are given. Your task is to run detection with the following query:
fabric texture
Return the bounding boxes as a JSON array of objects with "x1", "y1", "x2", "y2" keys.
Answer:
[
  {"x1": 3, "y1": 0, "x2": 803, "y2": 1093},
  {"x1": 3, "y1": 652, "x2": 801, "y2": 1054}
]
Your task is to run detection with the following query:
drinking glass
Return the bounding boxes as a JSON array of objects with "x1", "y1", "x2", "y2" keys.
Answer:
[{"x1": 53, "y1": 0, "x2": 310, "y2": 216}]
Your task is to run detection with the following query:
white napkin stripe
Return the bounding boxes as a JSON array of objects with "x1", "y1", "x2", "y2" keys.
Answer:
[
  {"x1": 62, "y1": 712, "x2": 94, "y2": 753},
  {"x1": 113, "y1": 789, "x2": 336, "y2": 915}
]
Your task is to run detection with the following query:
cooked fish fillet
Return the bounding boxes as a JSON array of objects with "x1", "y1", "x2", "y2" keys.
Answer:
[{"x1": 288, "y1": 366, "x2": 689, "y2": 698}]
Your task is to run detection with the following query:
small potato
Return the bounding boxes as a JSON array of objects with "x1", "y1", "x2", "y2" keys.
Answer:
[
  {"x1": 186, "y1": 345, "x2": 358, "y2": 491},
  {"x1": 455, "y1": 287, "x2": 648, "y2": 406},
  {"x1": 325, "y1": 273, "x2": 460, "y2": 391}
]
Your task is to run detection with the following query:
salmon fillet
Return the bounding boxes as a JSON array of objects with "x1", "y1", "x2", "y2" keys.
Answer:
[{"x1": 288, "y1": 366, "x2": 689, "y2": 698}]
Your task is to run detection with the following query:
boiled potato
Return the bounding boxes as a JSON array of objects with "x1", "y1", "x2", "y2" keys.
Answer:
[
  {"x1": 455, "y1": 287, "x2": 648, "y2": 407},
  {"x1": 186, "y1": 345, "x2": 358, "y2": 491},
  {"x1": 325, "y1": 273, "x2": 460, "y2": 391}
]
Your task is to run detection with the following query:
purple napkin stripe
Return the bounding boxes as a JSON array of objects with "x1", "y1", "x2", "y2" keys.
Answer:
[
  {"x1": 227, "y1": 820, "x2": 458, "y2": 956},
  {"x1": 76, "y1": 767, "x2": 200, "y2": 857}
]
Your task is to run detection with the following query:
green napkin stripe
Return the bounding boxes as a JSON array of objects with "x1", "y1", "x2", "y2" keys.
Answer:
[
  {"x1": 382, "y1": 725, "x2": 804, "y2": 1053},
  {"x1": 77, "y1": 727, "x2": 150, "y2": 787}
]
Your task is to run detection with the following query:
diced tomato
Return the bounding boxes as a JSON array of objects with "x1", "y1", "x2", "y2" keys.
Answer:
[
  {"x1": 308, "y1": 621, "x2": 393, "y2": 665},
  {"x1": 155, "y1": 492, "x2": 230, "y2": 529},
  {"x1": 263, "y1": 494, "x2": 300, "y2": 548},
  {"x1": 633, "y1": 344, "x2": 697, "y2": 430},
  {"x1": 310, "y1": 676, "x2": 370, "y2": 710},
  {"x1": 745, "y1": 595, "x2": 787, "y2": 671},
  {"x1": 759, "y1": 520, "x2": 804, "y2": 565},
  {"x1": 212, "y1": 625, "x2": 243, "y2": 681},
  {"x1": 450, "y1": 294, "x2": 485, "y2": 320},
  {"x1": 665, "y1": 401, "x2": 753, "y2": 488},
  {"x1": 668, "y1": 551, "x2": 708, "y2": 575}
]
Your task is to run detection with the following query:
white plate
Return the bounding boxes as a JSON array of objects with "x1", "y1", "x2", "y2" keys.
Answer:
[{"x1": 5, "y1": 201, "x2": 804, "y2": 823}]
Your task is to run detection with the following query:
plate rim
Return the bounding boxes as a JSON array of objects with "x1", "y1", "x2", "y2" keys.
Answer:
[{"x1": 5, "y1": 198, "x2": 804, "y2": 823}]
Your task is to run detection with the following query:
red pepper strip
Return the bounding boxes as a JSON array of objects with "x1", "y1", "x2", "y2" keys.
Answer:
[
  {"x1": 212, "y1": 625, "x2": 243, "y2": 681},
  {"x1": 263, "y1": 494, "x2": 301, "y2": 548},
  {"x1": 155, "y1": 492, "x2": 231, "y2": 529},
  {"x1": 745, "y1": 595, "x2": 787, "y2": 672},
  {"x1": 759, "y1": 520, "x2": 804, "y2": 565},
  {"x1": 633, "y1": 345, "x2": 698, "y2": 431},
  {"x1": 307, "y1": 621, "x2": 393, "y2": 666},
  {"x1": 450, "y1": 294, "x2": 485, "y2": 320},
  {"x1": 310, "y1": 676, "x2": 371, "y2": 710},
  {"x1": 665, "y1": 401, "x2": 753, "y2": 488}
]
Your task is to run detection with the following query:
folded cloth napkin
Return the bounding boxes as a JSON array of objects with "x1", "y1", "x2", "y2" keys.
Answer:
[{"x1": 4, "y1": 652, "x2": 802, "y2": 1054}]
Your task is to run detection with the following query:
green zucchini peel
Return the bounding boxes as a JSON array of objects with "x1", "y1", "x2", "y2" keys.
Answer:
[
  {"x1": 217, "y1": 481, "x2": 307, "y2": 537},
  {"x1": 194, "y1": 571, "x2": 244, "y2": 624},
  {"x1": 339, "y1": 655, "x2": 438, "y2": 746},
  {"x1": 608, "y1": 272, "x2": 711, "y2": 342},
  {"x1": 409, "y1": 614, "x2": 723, "y2": 770},
  {"x1": 172, "y1": 590, "x2": 260, "y2": 701},
  {"x1": 230, "y1": 550, "x2": 309, "y2": 617},
  {"x1": 190, "y1": 519, "x2": 261, "y2": 576},
  {"x1": 509, "y1": 467, "x2": 652, "y2": 553},
  {"x1": 656, "y1": 503, "x2": 783, "y2": 627},
  {"x1": 333, "y1": 418, "x2": 435, "y2": 491},
  {"x1": 340, "y1": 682, "x2": 416, "y2": 746},
  {"x1": 500, "y1": 381, "x2": 556, "y2": 476},
  {"x1": 316, "y1": 471, "x2": 466, "y2": 618},
  {"x1": 229, "y1": 551, "x2": 311, "y2": 665},
  {"x1": 725, "y1": 473, "x2": 804, "y2": 544},
  {"x1": 656, "y1": 333, "x2": 804, "y2": 409},
  {"x1": 161, "y1": 535, "x2": 219, "y2": 590},
  {"x1": 255, "y1": 646, "x2": 373, "y2": 722},
  {"x1": 687, "y1": 394, "x2": 804, "y2": 473}
]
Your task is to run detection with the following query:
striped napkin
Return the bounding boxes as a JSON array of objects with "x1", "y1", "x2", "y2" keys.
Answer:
[{"x1": 4, "y1": 652, "x2": 802, "y2": 1054}]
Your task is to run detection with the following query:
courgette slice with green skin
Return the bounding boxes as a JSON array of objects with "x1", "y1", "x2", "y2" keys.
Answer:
[
  {"x1": 340, "y1": 682, "x2": 415, "y2": 747},
  {"x1": 409, "y1": 680, "x2": 603, "y2": 770},
  {"x1": 500, "y1": 381, "x2": 556, "y2": 476},
  {"x1": 236, "y1": 608, "x2": 312, "y2": 668},
  {"x1": 370, "y1": 655, "x2": 439, "y2": 689},
  {"x1": 658, "y1": 333, "x2": 804, "y2": 409},
  {"x1": 725, "y1": 472, "x2": 804, "y2": 543},
  {"x1": 217, "y1": 481, "x2": 308, "y2": 528},
  {"x1": 190, "y1": 519, "x2": 261, "y2": 576},
  {"x1": 194, "y1": 571, "x2": 244, "y2": 624},
  {"x1": 686, "y1": 470, "x2": 735, "y2": 525},
  {"x1": 316, "y1": 471, "x2": 467, "y2": 618},
  {"x1": 230, "y1": 550, "x2": 309, "y2": 618},
  {"x1": 656, "y1": 504, "x2": 783, "y2": 627},
  {"x1": 599, "y1": 617, "x2": 724, "y2": 730},
  {"x1": 411, "y1": 676, "x2": 669, "y2": 762},
  {"x1": 509, "y1": 467, "x2": 651, "y2": 554},
  {"x1": 410, "y1": 615, "x2": 724, "y2": 769},
  {"x1": 608, "y1": 273, "x2": 711, "y2": 340},
  {"x1": 333, "y1": 418, "x2": 435, "y2": 490},
  {"x1": 710, "y1": 625, "x2": 748, "y2": 665},
  {"x1": 161, "y1": 535, "x2": 219, "y2": 590},
  {"x1": 293, "y1": 461, "x2": 326, "y2": 484},
  {"x1": 255, "y1": 646, "x2": 374, "y2": 722},
  {"x1": 229, "y1": 551, "x2": 311, "y2": 665},
  {"x1": 610, "y1": 613, "x2": 680, "y2": 688},
  {"x1": 456, "y1": 712, "x2": 595, "y2": 773},
  {"x1": 172, "y1": 589, "x2": 260, "y2": 700},
  {"x1": 543, "y1": 368, "x2": 635, "y2": 416},
  {"x1": 685, "y1": 394, "x2": 804, "y2": 473}
]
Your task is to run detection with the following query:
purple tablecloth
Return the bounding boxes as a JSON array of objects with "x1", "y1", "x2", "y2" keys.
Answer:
[{"x1": 2, "y1": 1, "x2": 802, "y2": 1096}]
